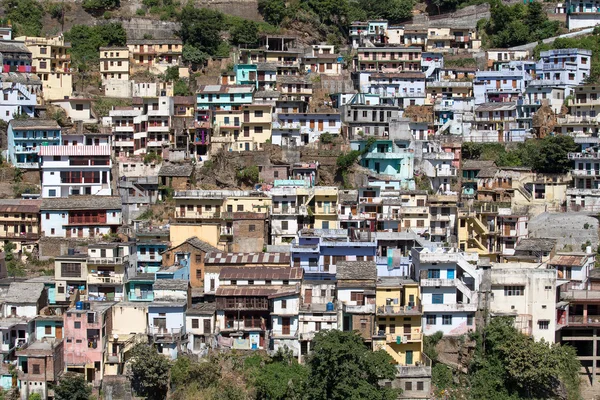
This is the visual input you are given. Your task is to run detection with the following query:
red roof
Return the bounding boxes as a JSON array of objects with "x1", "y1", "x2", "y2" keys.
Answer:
[{"x1": 39, "y1": 145, "x2": 111, "y2": 156}]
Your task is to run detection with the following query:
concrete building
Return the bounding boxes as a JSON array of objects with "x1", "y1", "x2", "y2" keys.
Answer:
[
  {"x1": 186, "y1": 303, "x2": 215, "y2": 356},
  {"x1": 16, "y1": 35, "x2": 72, "y2": 100},
  {"x1": 7, "y1": 119, "x2": 61, "y2": 169},
  {"x1": 0, "y1": 81, "x2": 36, "y2": 122},
  {"x1": 0, "y1": 199, "x2": 41, "y2": 256},
  {"x1": 411, "y1": 248, "x2": 481, "y2": 336},
  {"x1": 337, "y1": 260, "x2": 376, "y2": 342},
  {"x1": 100, "y1": 47, "x2": 129, "y2": 82},
  {"x1": 127, "y1": 39, "x2": 182, "y2": 74}
]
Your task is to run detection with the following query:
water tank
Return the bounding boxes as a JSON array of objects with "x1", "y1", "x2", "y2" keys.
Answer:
[
  {"x1": 76, "y1": 301, "x2": 83, "y2": 310},
  {"x1": 326, "y1": 302, "x2": 334, "y2": 312}
]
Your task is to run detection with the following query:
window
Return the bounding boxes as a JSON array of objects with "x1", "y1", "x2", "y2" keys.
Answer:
[
  {"x1": 75, "y1": 104, "x2": 84, "y2": 111},
  {"x1": 467, "y1": 315, "x2": 474, "y2": 326},
  {"x1": 405, "y1": 382, "x2": 412, "y2": 391},
  {"x1": 442, "y1": 315, "x2": 452, "y2": 325},
  {"x1": 87, "y1": 313, "x2": 95, "y2": 324},
  {"x1": 249, "y1": 224, "x2": 256, "y2": 232},
  {"x1": 254, "y1": 110, "x2": 263, "y2": 118},
  {"x1": 195, "y1": 254, "x2": 202, "y2": 263},
  {"x1": 61, "y1": 263, "x2": 81, "y2": 278},
  {"x1": 351, "y1": 292, "x2": 365, "y2": 305},
  {"x1": 504, "y1": 286, "x2": 524, "y2": 296},
  {"x1": 45, "y1": 326, "x2": 52, "y2": 335},
  {"x1": 58, "y1": 286, "x2": 65, "y2": 294},
  {"x1": 196, "y1": 269, "x2": 202, "y2": 280},
  {"x1": 281, "y1": 221, "x2": 288, "y2": 230},
  {"x1": 432, "y1": 294, "x2": 443, "y2": 304},
  {"x1": 32, "y1": 365, "x2": 40, "y2": 375},
  {"x1": 74, "y1": 321, "x2": 81, "y2": 329},
  {"x1": 538, "y1": 320, "x2": 549, "y2": 330},
  {"x1": 255, "y1": 126, "x2": 263, "y2": 134},
  {"x1": 237, "y1": 205, "x2": 244, "y2": 212},
  {"x1": 428, "y1": 269, "x2": 440, "y2": 279},
  {"x1": 281, "y1": 299, "x2": 287, "y2": 309},
  {"x1": 417, "y1": 381, "x2": 424, "y2": 391},
  {"x1": 192, "y1": 319, "x2": 199, "y2": 329}
]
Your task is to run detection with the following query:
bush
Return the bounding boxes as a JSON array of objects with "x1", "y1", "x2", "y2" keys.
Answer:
[
  {"x1": 3, "y1": 0, "x2": 44, "y2": 36},
  {"x1": 82, "y1": 0, "x2": 119, "y2": 11},
  {"x1": 237, "y1": 166, "x2": 260, "y2": 185}
]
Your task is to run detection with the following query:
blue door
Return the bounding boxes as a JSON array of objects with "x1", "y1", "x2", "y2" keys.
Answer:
[{"x1": 447, "y1": 269, "x2": 455, "y2": 279}]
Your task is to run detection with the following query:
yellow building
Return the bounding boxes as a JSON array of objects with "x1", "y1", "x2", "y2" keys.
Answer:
[
  {"x1": 312, "y1": 186, "x2": 338, "y2": 229},
  {"x1": 240, "y1": 103, "x2": 272, "y2": 151},
  {"x1": 105, "y1": 302, "x2": 148, "y2": 375},
  {"x1": 16, "y1": 35, "x2": 72, "y2": 100},
  {"x1": 212, "y1": 109, "x2": 243, "y2": 153},
  {"x1": 457, "y1": 203, "x2": 500, "y2": 260},
  {"x1": 99, "y1": 46, "x2": 129, "y2": 82},
  {"x1": 0, "y1": 200, "x2": 41, "y2": 256},
  {"x1": 127, "y1": 39, "x2": 183, "y2": 74},
  {"x1": 372, "y1": 277, "x2": 423, "y2": 366},
  {"x1": 223, "y1": 195, "x2": 272, "y2": 214}
]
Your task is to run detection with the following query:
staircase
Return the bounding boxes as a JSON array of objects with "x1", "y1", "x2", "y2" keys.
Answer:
[
  {"x1": 435, "y1": 120, "x2": 452, "y2": 136},
  {"x1": 424, "y1": 63, "x2": 437, "y2": 79},
  {"x1": 455, "y1": 279, "x2": 474, "y2": 301},
  {"x1": 516, "y1": 184, "x2": 533, "y2": 202},
  {"x1": 469, "y1": 215, "x2": 489, "y2": 235},
  {"x1": 382, "y1": 343, "x2": 405, "y2": 365}
]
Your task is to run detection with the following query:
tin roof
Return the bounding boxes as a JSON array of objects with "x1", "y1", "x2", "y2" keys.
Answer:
[
  {"x1": 205, "y1": 252, "x2": 290, "y2": 265},
  {"x1": 219, "y1": 266, "x2": 302, "y2": 280}
]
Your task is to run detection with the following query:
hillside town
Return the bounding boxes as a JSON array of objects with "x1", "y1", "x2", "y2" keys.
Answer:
[{"x1": 2, "y1": 0, "x2": 600, "y2": 398}]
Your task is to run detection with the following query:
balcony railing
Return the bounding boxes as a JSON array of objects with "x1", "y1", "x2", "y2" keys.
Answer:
[
  {"x1": 88, "y1": 256, "x2": 128, "y2": 265},
  {"x1": 374, "y1": 332, "x2": 423, "y2": 343},
  {"x1": 88, "y1": 274, "x2": 124, "y2": 284},
  {"x1": 376, "y1": 305, "x2": 422, "y2": 315},
  {"x1": 175, "y1": 211, "x2": 221, "y2": 219},
  {"x1": 343, "y1": 303, "x2": 376, "y2": 314},
  {"x1": 421, "y1": 278, "x2": 456, "y2": 287}
]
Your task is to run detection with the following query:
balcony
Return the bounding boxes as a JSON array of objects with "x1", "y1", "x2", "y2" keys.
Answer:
[
  {"x1": 88, "y1": 256, "x2": 129, "y2": 265},
  {"x1": 343, "y1": 303, "x2": 376, "y2": 314},
  {"x1": 128, "y1": 292, "x2": 154, "y2": 301},
  {"x1": 400, "y1": 206, "x2": 428, "y2": 214},
  {"x1": 430, "y1": 214, "x2": 450, "y2": 222},
  {"x1": 421, "y1": 278, "x2": 456, "y2": 287},
  {"x1": 359, "y1": 197, "x2": 383, "y2": 204},
  {"x1": 0, "y1": 232, "x2": 39, "y2": 240},
  {"x1": 422, "y1": 303, "x2": 477, "y2": 312},
  {"x1": 147, "y1": 326, "x2": 186, "y2": 342},
  {"x1": 374, "y1": 332, "x2": 423, "y2": 343},
  {"x1": 14, "y1": 146, "x2": 39, "y2": 154},
  {"x1": 430, "y1": 227, "x2": 448, "y2": 235},
  {"x1": 271, "y1": 206, "x2": 300, "y2": 215},
  {"x1": 376, "y1": 305, "x2": 422, "y2": 315},
  {"x1": 175, "y1": 211, "x2": 221, "y2": 219},
  {"x1": 569, "y1": 152, "x2": 600, "y2": 160},
  {"x1": 88, "y1": 274, "x2": 124, "y2": 285},
  {"x1": 147, "y1": 140, "x2": 170, "y2": 147},
  {"x1": 15, "y1": 162, "x2": 39, "y2": 169},
  {"x1": 436, "y1": 167, "x2": 457, "y2": 177}
]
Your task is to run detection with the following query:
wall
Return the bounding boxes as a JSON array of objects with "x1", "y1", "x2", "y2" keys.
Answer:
[
  {"x1": 148, "y1": 306, "x2": 185, "y2": 333},
  {"x1": 169, "y1": 224, "x2": 221, "y2": 249},
  {"x1": 422, "y1": 312, "x2": 473, "y2": 335},
  {"x1": 232, "y1": 219, "x2": 266, "y2": 253},
  {"x1": 161, "y1": 242, "x2": 208, "y2": 288},
  {"x1": 111, "y1": 304, "x2": 148, "y2": 335},
  {"x1": 35, "y1": 320, "x2": 62, "y2": 340}
]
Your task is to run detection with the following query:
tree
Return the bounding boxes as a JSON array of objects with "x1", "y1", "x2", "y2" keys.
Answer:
[
  {"x1": 54, "y1": 373, "x2": 92, "y2": 400},
  {"x1": 4, "y1": 241, "x2": 24, "y2": 277},
  {"x1": 82, "y1": 0, "x2": 119, "y2": 11},
  {"x1": 179, "y1": 7, "x2": 225, "y2": 56},
  {"x1": 254, "y1": 360, "x2": 308, "y2": 400},
  {"x1": 532, "y1": 135, "x2": 578, "y2": 174},
  {"x1": 230, "y1": 20, "x2": 259, "y2": 48},
  {"x1": 306, "y1": 330, "x2": 398, "y2": 400},
  {"x1": 2, "y1": 0, "x2": 44, "y2": 36},
  {"x1": 129, "y1": 343, "x2": 171, "y2": 400},
  {"x1": 65, "y1": 23, "x2": 127, "y2": 71},
  {"x1": 182, "y1": 44, "x2": 209, "y2": 66},
  {"x1": 164, "y1": 66, "x2": 180, "y2": 81},
  {"x1": 28, "y1": 394, "x2": 42, "y2": 400},
  {"x1": 258, "y1": 0, "x2": 288, "y2": 25},
  {"x1": 174, "y1": 79, "x2": 191, "y2": 96},
  {"x1": 469, "y1": 317, "x2": 581, "y2": 400}
]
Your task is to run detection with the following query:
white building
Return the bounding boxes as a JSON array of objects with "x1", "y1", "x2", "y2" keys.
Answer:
[
  {"x1": 411, "y1": 248, "x2": 481, "y2": 336},
  {"x1": 186, "y1": 303, "x2": 215, "y2": 356},
  {"x1": 40, "y1": 130, "x2": 112, "y2": 198},
  {"x1": 566, "y1": 0, "x2": 600, "y2": 30},
  {"x1": 534, "y1": 49, "x2": 592, "y2": 90},
  {"x1": 0, "y1": 82, "x2": 36, "y2": 122},
  {"x1": 489, "y1": 263, "x2": 557, "y2": 343}
]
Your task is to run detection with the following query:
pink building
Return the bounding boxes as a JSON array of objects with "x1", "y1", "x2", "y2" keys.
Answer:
[
  {"x1": 63, "y1": 302, "x2": 114, "y2": 385},
  {"x1": 441, "y1": 140, "x2": 462, "y2": 168}
]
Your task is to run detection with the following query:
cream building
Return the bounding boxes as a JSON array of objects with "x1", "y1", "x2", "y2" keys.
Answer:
[
  {"x1": 100, "y1": 47, "x2": 130, "y2": 82},
  {"x1": 16, "y1": 35, "x2": 72, "y2": 101}
]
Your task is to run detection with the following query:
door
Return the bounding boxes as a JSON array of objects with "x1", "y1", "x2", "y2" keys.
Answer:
[
  {"x1": 55, "y1": 325, "x2": 63, "y2": 339},
  {"x1": 154, "y1": 318, "x2": 167, "y2": 334},
  {"x1": 203, "y1": 319, "x2": 211, "y2": 334},
  {"x1": 318, "y1": 120, "x2": 324, "y2": 130},
  {"x1": 310, "y1": 120, "x2": 315, "y2": 129},
  {"x1": 221, "y1": 76, "x2": 228, "y2": 84},
  {"x1": 404, "y1": 324, "x2": 412, "y2": 340},
  {"x1": 282, "y1": 317, "x2": 291, "y2": 335},
  {"x1": 179, "y1": 205, "x2": 185, "y2": 217},
  {"x1": 77, "y1": 228, "x2": 83, "y2": 238},
  {"x1": 104, "y1": 61, "x2": 108, "y2": 70},
  {"x1": 447, "y1": 269, "x2": 455, "y2": 279},
  {"x1": 319, "y1": 63, "x2": 325, "y2": 73},
  {"x1": 304, "y1": 289, "x2": 312, "y2": 304},
  {"x1": 405, "y1": 350, "x2": 413, "y2": 365}
]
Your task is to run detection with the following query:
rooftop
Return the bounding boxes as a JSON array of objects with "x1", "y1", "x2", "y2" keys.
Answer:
[
  {"x1": 9, "y1": 119, "x2": 60, "y2": 130},
  {"x1": 4, "y1": 282, "x2": 44, "y2": 304},
  {"x1": 475, "y1": 102, "x2": 517, "y2": 112},
  {"x1": 158, "y1": 163, "x2": 194, "y2": 177},
  {"x1": 41, "y1": 196, "x2": 122, "y2": 211},
  {"x1": 197, "y1": 84, "x2": 255, "y2": 94},
  {"x1": 153, "y1": 279, "x2": 188, "y2": 291},
  {"x1": 336, "y1": 261, "x2": 377, "y2": 281},
  {"x1": 205, "y1": 252, "x2": 291, "y2": 265},
  {"x1": 515, "y1": 238, "x2": 557, "y2": 252},
  {"x1": 187, "y1": 302, "x2": 216, "y2": 315},
  {"x1": 219, "y1": 266, "x2": 303, "y2": 280}
]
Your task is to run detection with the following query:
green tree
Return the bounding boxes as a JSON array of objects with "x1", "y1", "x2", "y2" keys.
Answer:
[
  {"x1": 306, "y1": 330, "x2": 398, "y2": 400},
  {"x1": 82, "y1": 0, "x2": 119, "y2": 11},
  {"x1": 182, "y1": 44, "x2": 209, "y2": 65},
  {"x1": 3, "y1": 0, "x2": 44, "y2": 36},
  {"x1": 130, "y1": 344, "x2": 171, "y2": 400},
  {"x1": 258, "y1": 0, "x2": 288, "y2": 25},
  {"x1": 254, "y1": 359, "x2": 308, "y2": 400},
  {"x1": 4, "y1": 241, "x2": 24, "y2": 277},
  {"x1": 65, "y1": 23, "x2": 127, "y2": 71},
  {"x1": 179, "y1": 7, "x2": 225, "y2": 56},
  {"x1": 164, "y1": 65, "x2": 180, "y2": 81},
  {"x1": 237, "y1": 165, "x2": 260, "y2": 185},
  {"x1": 532, "y1": 135, "x2": 578, "y2": 173},
  {"x1": 230, "y1": 20, "x2": 259, "y2": 47},
  {"x1": 174, "y1": 78, "x2": 191, "y2": 95},
  {"x1": 54, "y1": 373, "x2": 92, "y2": 400},
  {"x1": 28, "y1": 394, "x2": 42, "y2": 400}
]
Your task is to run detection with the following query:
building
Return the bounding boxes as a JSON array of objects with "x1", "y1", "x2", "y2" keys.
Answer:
[
  {"x1": 105, "y1": 302, "x2": 148, "y2": 375},
  {"x1": 126, "y1": 39, "x2": 183, "y2": 74},
  {"x1": 86, "y1": 242, "x2": 136, "y2": 302},
  {"x1": 0, "y1": 41, "x2": 32, "y2": 70},
  {"x1": 488, "y1": 263, "x2": 557, "y2": 342},
  {"x1": 0, "y1": 81, "x2": 36, "y2": 122},
  {"x1": 16, "y1": 35, "x2": 72, "y2": 100},
  {"x1": 337, "y1": 260, "x2": 377, "y2": 341},
  {"x1": 16, "y1": 339, "x2": 64, "y2": 400},
  {"x1": 39, "y1": 130, "x2": 112, "y2": 198},
  {"x1": 160, "y1": 237, "x2": 219, "y2": 289},
  {"x1": 100, "y1": 47, "x2": 129, "y2": 82},
  {"x1": 0, "y1": 199, "x2": 41, "y2": 256},
  {"x1": 63, "y1": 301, "x2": 114, "y2": 385},
  {"x1": 7, "y1": 119, "x2": 61, "y2": 169},
  {"x1": 186, "y1": 303, "x2": 215, "y2": 356},
  {"x1": 40, "y1": 196, "x2": 122, "y2": 238},
  {"x1": 411, "y1": 248, "x2": 481, "y2": 336},
  {"x1": 53, "y1": 253, "x2": 88, "y2": 303}
]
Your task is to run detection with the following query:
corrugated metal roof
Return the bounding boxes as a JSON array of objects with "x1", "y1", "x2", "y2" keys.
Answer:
[
  {"x1": 39, "y1": 145, "x2": 110, "y2": 156},
  {"x1": 216, "y1": 286, "x2": 279, "y2": 296},
  {"x1": 549, "y1": 254, "x2": 587, "y2": 267},
  {"x1": 205, "y1": 252, "x2": 290, "y2": 265},
  {"x1": 219, "y1": 267, "x2": 302, "y2": 280}
]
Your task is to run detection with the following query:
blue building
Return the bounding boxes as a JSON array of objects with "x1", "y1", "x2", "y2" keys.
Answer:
[
  {"x1": 234, "y1": 64, "x2": 258, "y2": 88},
  {"x1": 126, "y1": 273, "x2": 155, "y2": 301},
  {"x1": 291, "y1": 228, "x2": 377, "y2": 279},
  {"x1": 8, "y1": 119, "x2": 61, "y2": 169},
  {"x1": 196, "y1": 84, "x2": 254, "y2": 113}
]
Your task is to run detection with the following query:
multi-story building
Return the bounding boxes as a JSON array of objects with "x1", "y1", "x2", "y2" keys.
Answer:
[
  {"x1": 126, "y1": 39, "x2": 183, "y2": 74},
  {"x1": 0, "y1": 199, "x2": 41, "y2": 256},
  {"x1": 160, "y1": 237, "x2": 219, "y2": 288},
  {"x1": 186, "y1": 303, "x2": 215, "y2": 356},
  {"x1": 567, "y1": 148, "x2": 600, "y2": 211},
  {"x1": 467, "y1": 102, "x2": 521, "y2": 143},
  {"x1": 488, "y1": 262, "x2": 556, "y2": 342},
  {"x1": 355, "y1": 47, "x2": 422, "y2": 72},
  {"x1": 0, "y1": 81, "x2": 36, "y2": 121},
  {"x1": 238, "y1": 35, "x2": 303, "y2": 76},
  {"x1": 86, "y1": 242, "x2": 136, "y2": 302},
  {"x1": 16, "y1": 338, "x2": 64, "y2": 400},
  {"x1": 63, "y1": 301, "x2": 114, "y2": 386},
  {"x1": 349, "y1": 20, "x2": 389, "y2": 48},
  {"x1": 276, "y1": 75, "x2": 312, "y2": 103},
  {"x1": 40, "y1": 196, "x2": 122, "y2": 239},
  {"x1": 473, "y1": 62, "x2": 533, "y2": 105},
  {"x1": 372, "y1": 277, "x2": 423, "y2": 366},
  {"x1": 342, "y1": 102, "x2": 400, "y2": 140},
  {"x1": 0, "y1": 41, "x2": 32, "y2": 70},
  {"x1": 7, "y1": 119, "x2": 61, "y2": 169},
  {"x1": 291, "y1": 228, "x2": 377, "y2": 279},
  {"x1": 40, "y1": 130, "x2": 112, "y2": 198},
  {"x1": 53, "y1": 253, "x2": 88, "y2": 302},
  {"x1": 104, "y1": 302, "x2": 148, "y2": 375},
  {"x1": 424, "y1": 27, "x2": 481, "y2": 53},
  {"x1": 272, "y1": 112, "x2": 341, "y2": 146},
  {"x1": 196, "y1": 85, "x2": 254, "y2": 113},
  {"x1": 337, "y1": 260, "x2": 376, "y2": 341},
  {"x1": 16, "y1": 35, "x2": 72, "y2": 100},
  {"x1": 237, "y1": 103, "x2": 272, "y2": 151},
  {"x1": 100, "y1": 46, "x2": 129, "y2": 82},
  {"x1": 302, "y1": 44, "x2": 342, "y2": 75},
  {"x1": 412, "y1": 247, "x2": 481, "y2": 336}
]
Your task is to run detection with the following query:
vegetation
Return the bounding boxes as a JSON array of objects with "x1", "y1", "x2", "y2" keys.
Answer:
[
  {"x1": 82, "y1": 0, "x2": 119, "y2": 12},
  {"x1": 92, "y1": 97, "x2": 131, "y2": 118},
  {"x1": 174, "y1": 78, "x2": 192, "y2": 96},
  {"x1": 54, "y1": 373, "x2": 92, "y2": 400},
  {"x1": 444, "y1": 58, "x2": 478, "y2": 68},
  {"x1": 336, "y1": 136, "x2": 376, "y2": 186},
  {"x1": 319, "y1": 132, "x2": 335, "y2": 144},
  {"x1": 461, "y1": 136, "x2": 578, "y2": 174},
  {"x1": 130, "y1": 344, "x2": 171, "y2": 400},
  {"x1": 237, "y1": 165, "x2": 260, "y2": 186},
  {"x1": 478, "y1": 0, "x2": 560, "y2": 48},
  {"x1": 230, "y1": 19, "x2": 260, "y2": 48},
  {"x1": 468, "y1": 317, "x2": 580, "y2": 399},
  {"x1": 3, "y1": 241, "x2": 24, "y2": 278},
  {"x1": 65, "y1": 23, "x2": 127, "y2": 71},
  {"x1": 144, "y1": 151, "x2": 163, "y2": 164},
  {"x1": 2, "y1": 0, "x2": 44, "y2": 36},
  {"x1": 307, "y1": 330, "x2": 397, "y2": 400}
]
